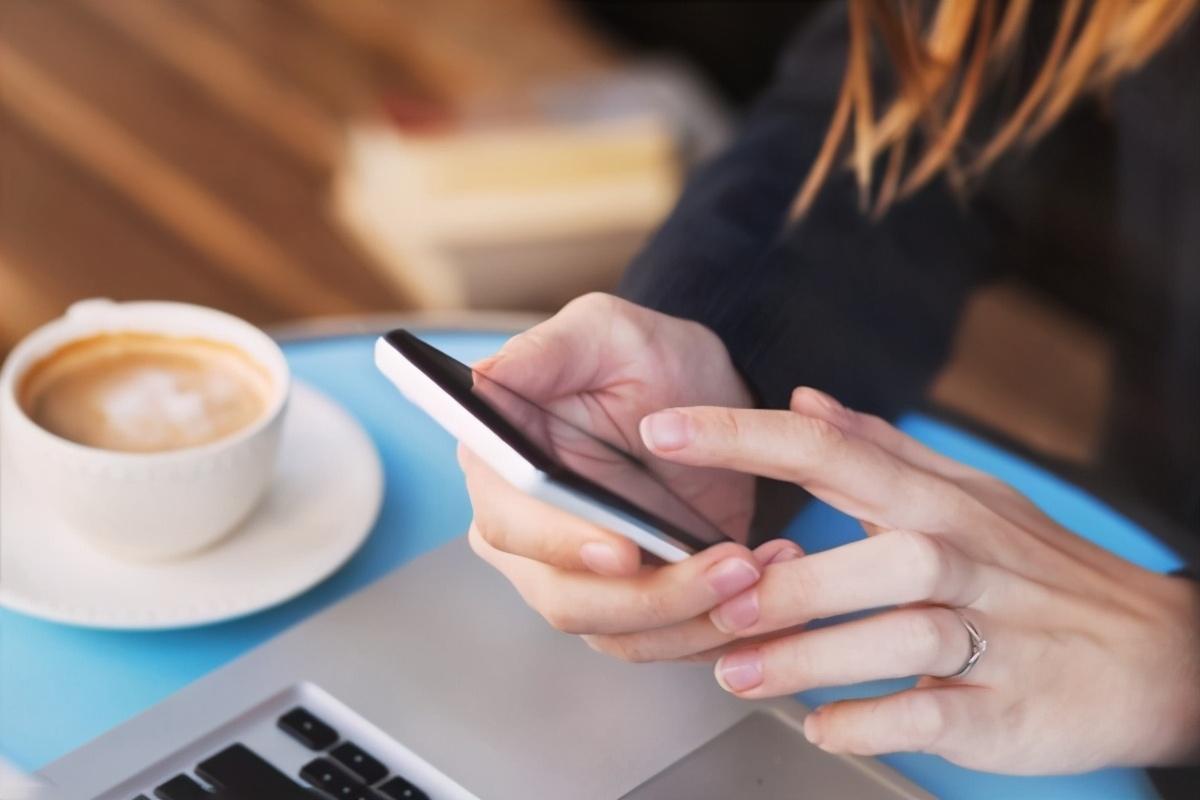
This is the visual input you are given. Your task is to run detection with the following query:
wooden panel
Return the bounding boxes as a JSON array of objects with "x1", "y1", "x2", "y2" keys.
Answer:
[
  {"x1": 76, "y1": 0, "x2": 340, "y2": 171},
  {"x1": 0, "y1": 107, "x2": 274, "y2": 332},
  {"x1": 0, "y1": 0, "x2": 1103, "y2": 468},
  {"x1": 0, "y1": 249, "x2": 64, "y2": 347},
  {"x1": 0, "y1": 38, "x2": 356, "y2": 315},
  {"x1": 296, "y1": 0, "x2": 615, "y2": 102},
  {"x1": 6, "y1": 2, "x2": 397, "y2": 298},
  {"x1": 932, "y1": 281, "x2": 1112, "y2": 463},
  {"x1": 0, "y1": 0, "x2": 620, "y2": 359},
  {"x1": 0, "y1": 2, "x2": 412, "y2": 357},
  {"x1": 180, "y1": 0, "x2": 410, "y2": 119}
]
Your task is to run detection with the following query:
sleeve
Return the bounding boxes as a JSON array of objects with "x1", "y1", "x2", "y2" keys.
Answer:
[{"x1": 618, "y1": 0, "x2": 997, "y2": 419}]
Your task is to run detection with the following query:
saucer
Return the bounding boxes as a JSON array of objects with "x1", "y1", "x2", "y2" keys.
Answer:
[{"x1": 0, "y1": 381, "x2": 383, "y2": 629}]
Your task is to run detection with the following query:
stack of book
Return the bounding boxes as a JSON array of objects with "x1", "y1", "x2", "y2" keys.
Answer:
[{"x1": 334, "y1": 113, "x2": 682, "y2": 310}]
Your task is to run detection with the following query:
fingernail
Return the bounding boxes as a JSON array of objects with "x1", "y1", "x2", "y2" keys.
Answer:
[
  {"x1": 710, "y1": 589, "x2": 759, "y2": 633},
  {"x1": 804, "y1": 712, "x2": 823, "y2": 745},
  {"x1": 715, "y1": 650, "x2": 763, "y2": 692},
  {"x1": 766, "y1": 546, "x2": 801, "y2": 566},
  {"x1": 706, "y1": 558, "x2": 759, "y2": 599},
  {"x1": 641, "y1": 411, "x2": 692, "y2": 451},
  {"x1": 580, "y1": 542, "x2": 623, "y2": 575}
]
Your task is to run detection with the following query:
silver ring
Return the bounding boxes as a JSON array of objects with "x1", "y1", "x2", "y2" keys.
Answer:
[{"x1": 941, "y1": 610, "x2": 987, "y2": 680}]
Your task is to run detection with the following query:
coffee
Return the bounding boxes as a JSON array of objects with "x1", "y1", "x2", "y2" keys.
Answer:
[{"x1": 18, "y1": 332, "x2": 272, "y2": 453}]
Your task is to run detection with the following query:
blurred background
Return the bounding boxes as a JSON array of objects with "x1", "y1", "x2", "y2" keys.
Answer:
[{"x1": 0, "y1": 0, "x2": 1112, "y2": 476}]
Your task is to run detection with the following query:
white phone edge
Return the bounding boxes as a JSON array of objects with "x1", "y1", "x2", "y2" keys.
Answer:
[{"x1": 374, "y1": 336, "x2": 694, "y2": 563}]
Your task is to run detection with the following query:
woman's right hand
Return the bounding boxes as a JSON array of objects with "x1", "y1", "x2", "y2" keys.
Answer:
[{"x1": 462, "y1": 293, "x2": 781, "y2": 644}]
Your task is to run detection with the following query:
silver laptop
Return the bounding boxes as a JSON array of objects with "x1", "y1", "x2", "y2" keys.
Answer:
[{"x1": 37, "y1": 535, "x2": 929, "y2": 799}]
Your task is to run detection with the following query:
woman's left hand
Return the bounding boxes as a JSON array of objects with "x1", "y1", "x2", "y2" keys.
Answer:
[{"x1": 587, "y1": 387, "x2": 1200, "y2": 774}]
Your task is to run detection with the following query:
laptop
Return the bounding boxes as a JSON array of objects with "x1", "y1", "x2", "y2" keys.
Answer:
[{"x1": 36, "y1": 535, "x2": 930, "y2": 799}]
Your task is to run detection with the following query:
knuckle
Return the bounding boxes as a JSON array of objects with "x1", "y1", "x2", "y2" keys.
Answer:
[
  {"x1": 566, "y1": 292, "x2": 620, "y2": 320},
  {"x1": 779, "y1": 639, "x2": 818, "y2": 684},
  {"x1": 634, "y1": 586, "x2": 677, "y2": 629},
  {"x1": 779, "y1": 561, "x2": 819, "y2": 622},
  {"x1": 622, "y1": 644, "x2": 659, "y2": 664},
  {"x1": 855, "y1": 411, "x2": 890, "y2": 437},
  {"x1": 900, "y1": 611, "x2": 946, "y2": 665},
  {"x1": 598, "y1": 634, "x2": 654, "y2": 663},
  {"x1": 516, "y1": 331, "x2": 553, "y2": 362},
  {"x1": 795, "y1": 387, "x2": 853, "y2": 422},
  {"x1": 573, "y1": 290, "x2": 614, "y2": 308},
  {"x1": 890, "y1": 530, "x2": 951, "y2": 599},
  {"x1": 466, "y1": 524, "x2": 488, "y2": 558},
  {"x1": 902, "y1": 693, "x2": 949, "y2": 751},
  {"x1": 997, "y1": 697, "x2": 1030, "y2": 742},
  {"x1": 474, "y1": 515, "x2": 511, "y2": 553},
  {"x1": 707, "y1": 406, "x2": 743, "y2": 443},
  {"x1": 794, "y1": 414, "x2": 845, "y2": 454},
  {"x1": 541, "y1": 604, "x2": 586, "y2": 635},
  {"x1": 682, "y1": 317, "x2": 718, "y2": 344}
]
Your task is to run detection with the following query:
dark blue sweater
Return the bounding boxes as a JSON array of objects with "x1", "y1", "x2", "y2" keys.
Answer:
[{"x1": 620, "y1": 2, "x2": 1200, "y2": 542}]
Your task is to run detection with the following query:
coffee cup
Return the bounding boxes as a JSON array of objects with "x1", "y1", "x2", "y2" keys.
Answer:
[{"x1": 0, "y1": 299, "x2": 289, "y2": 560}]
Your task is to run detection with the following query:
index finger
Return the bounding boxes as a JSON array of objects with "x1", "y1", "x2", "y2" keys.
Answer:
[{"x1": 639, "y1": 406, "x2": 976, "y2": 535}]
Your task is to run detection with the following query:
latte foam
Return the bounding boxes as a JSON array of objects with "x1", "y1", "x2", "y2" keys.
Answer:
[{"x1": 19, "y1": 332, "x2": 272, "y2": 453}]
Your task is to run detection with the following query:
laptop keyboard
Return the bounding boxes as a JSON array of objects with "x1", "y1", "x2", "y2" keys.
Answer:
[{"x1": 139, "y1": 706, "x2": 428, "y2": 800}]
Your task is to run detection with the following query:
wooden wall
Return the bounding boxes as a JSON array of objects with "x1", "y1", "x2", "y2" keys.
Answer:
[
  {"x1": 0, "y1": 1, "x2": 1108, "y2": 463},
  {"x1": 0, "y1": 0, "x2": 612, "y2": 353}
]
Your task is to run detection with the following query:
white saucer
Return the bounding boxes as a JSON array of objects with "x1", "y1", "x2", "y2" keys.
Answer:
[{"x1": 0, "y1": 381, "x2": 383, "y2": 630}]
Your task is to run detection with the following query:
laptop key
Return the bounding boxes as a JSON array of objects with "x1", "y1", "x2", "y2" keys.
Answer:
[
  {"x1": 278, "y1": 706, "x2": 339, "y2": 750},
  {"x1": 197, "y1": 743, "x2": 313, "y2": 799},
  {"x1": 153, "y1": 774, "x2": 214, "y2": 800},
  {"x1": 329, "y1": 741, "x2": 387, "y2": 785},
  {"x1": 377, "y1": 775, "x2": 429, "y2": 800},
  {"x1": 300, "y1": 757, "x2": 382, "y2": 800}
]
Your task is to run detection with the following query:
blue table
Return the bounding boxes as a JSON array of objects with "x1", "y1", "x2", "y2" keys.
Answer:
[{"x1": 1, "y1": 329, "x2": 1184, "y2": 798}]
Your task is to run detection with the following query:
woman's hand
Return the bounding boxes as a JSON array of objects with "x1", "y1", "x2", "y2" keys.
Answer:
[
  {"x1": 624, "y1": 387, "x2": 1200, "y2": 774},
  {"x1": 463, "y1": 294, "x2": 767, "y2": 638}
]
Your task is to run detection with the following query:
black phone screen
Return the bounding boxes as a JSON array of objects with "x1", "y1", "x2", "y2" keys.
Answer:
[{"x1": 384, "y1": 330, "x2": 733, "y2": 553}]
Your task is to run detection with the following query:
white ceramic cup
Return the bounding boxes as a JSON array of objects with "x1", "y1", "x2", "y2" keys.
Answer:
[{"x1": 0, "y1": 299, "x2": 290, "y2": 561}]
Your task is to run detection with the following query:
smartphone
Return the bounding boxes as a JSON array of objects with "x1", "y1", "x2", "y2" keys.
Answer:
[{"x1": 374, "y1": 330, "x2": 735, "y2": 562}]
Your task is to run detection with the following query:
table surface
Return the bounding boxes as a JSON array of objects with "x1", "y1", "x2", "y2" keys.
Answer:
[{"x1": 0, "y1": 329, "x2": 1184, "y2": 799}]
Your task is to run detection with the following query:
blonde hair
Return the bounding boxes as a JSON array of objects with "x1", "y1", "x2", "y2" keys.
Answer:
[{"x1": 792, "y1": 0, "x2": 1198, "y2": 219}]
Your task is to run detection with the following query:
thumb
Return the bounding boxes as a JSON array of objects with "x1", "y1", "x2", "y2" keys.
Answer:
[{"x1": 472, "y1": 322, "x2": 601, "y2": 402}]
